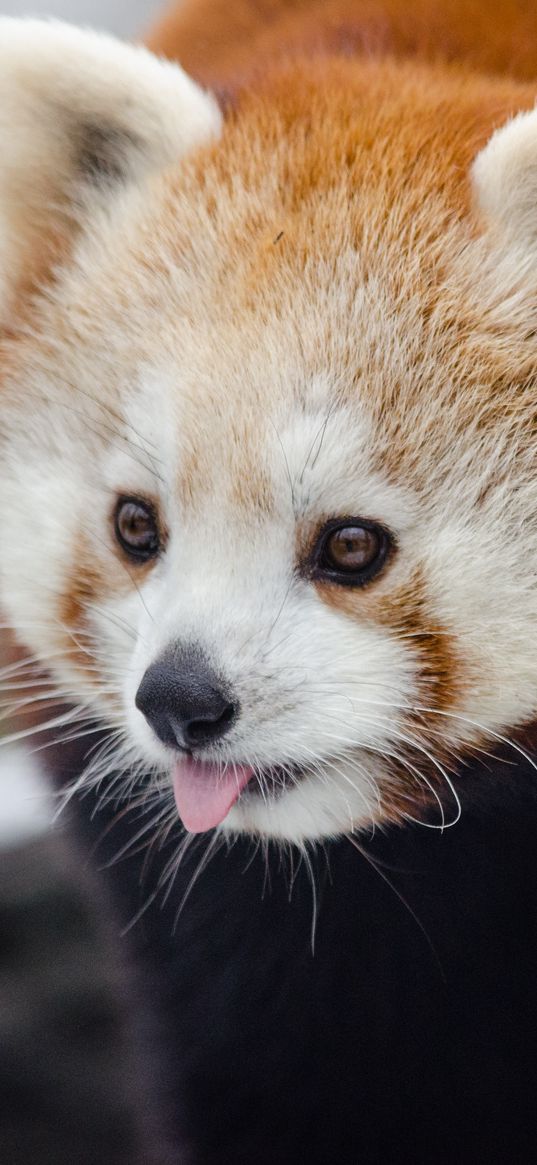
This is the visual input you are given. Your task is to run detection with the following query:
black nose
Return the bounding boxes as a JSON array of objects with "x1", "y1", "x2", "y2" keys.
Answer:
[{"x1": 135, "y1": 649, "x2": 238, "y2": 751}]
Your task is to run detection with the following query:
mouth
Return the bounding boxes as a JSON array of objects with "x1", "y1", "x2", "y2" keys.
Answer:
[{"x1": 171, "y1": 756, "x2": 298, "y2": 833}]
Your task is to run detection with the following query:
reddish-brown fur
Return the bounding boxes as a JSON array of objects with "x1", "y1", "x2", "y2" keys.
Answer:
[{"x1": 146, "y1": 0, "x2": 537, "y2": 92}]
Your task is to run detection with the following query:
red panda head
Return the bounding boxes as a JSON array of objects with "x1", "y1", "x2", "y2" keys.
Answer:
[{"x1": 2, "y1": 22, "x2": 537, "y2": 841}]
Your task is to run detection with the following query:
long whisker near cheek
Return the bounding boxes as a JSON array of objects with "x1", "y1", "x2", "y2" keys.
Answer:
[
  {"x1": 299, "y1": 741, "x2": 382, "y2": 819},
  {"x1": 0, "y1": 706, "x2": 101, "y2": 770},
  {"x1": 82, "y1": 603, "x2": 140, "y2": 644},
  {"x1": 345, "y1": 834, "x2": 444, "y2": 976},
  {"x1": 100, "y1": 798, "x2": 177, "y2": 869},
  {"x1": 314, "y1": 705, "x2": 462, "y2": 828},
  {"x1": 0, "y1": 689, "x2": 86, "y2": 718},
  {"x1": 316, "y1": 753, "x2": 379, "y2": 831},
  {"x1": 58, "y1": 730, "x2": 151, "y2": 823},
  {"x1": 307, "y1": 683, "x2": 537, "y2": 770},
  {"x1": 300, "y1": 845, "x2": 321, "y2": 955},
  {"x1": 158, "y1": 829, "x2": 203, "y2": 906}
]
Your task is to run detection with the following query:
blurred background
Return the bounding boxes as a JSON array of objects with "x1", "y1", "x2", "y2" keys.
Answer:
[
  {"x1": 0, "y1": 4, "x2": 178, "y2": 1162},
  {"x1": 0, "y1": 0, "x2": 163, "y2": 37}
]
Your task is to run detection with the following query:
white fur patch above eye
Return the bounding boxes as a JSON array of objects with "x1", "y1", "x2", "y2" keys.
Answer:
[{"x1": 472, "y1": 106, "x2": 537, "y2": 244}]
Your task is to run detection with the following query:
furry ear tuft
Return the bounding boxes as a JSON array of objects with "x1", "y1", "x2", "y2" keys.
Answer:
[
  {"x1": 0, "y1": 18, "x2": 221, "y2": 320},
  {"x1": 472, "y1": 107, "x2": 537, "y2": 246}
]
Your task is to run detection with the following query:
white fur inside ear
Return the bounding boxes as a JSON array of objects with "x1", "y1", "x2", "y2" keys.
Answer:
[
  {"x1": 0, "y1": 18, "x2": 221, "y2": 320},
  {"x1": 472, "y1": 106, "x2": 537, "y2": 243},
  {"x1": 0, "y1": 17, "x2": 221, "y2": 174}
]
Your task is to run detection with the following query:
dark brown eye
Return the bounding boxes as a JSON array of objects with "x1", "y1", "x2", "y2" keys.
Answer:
[
  {"x1": 114, "y1": 497, "x2": 161, "y2": 563},
  {"x1": 313, "y1": 520, "x2": 392, "y2": 586}
]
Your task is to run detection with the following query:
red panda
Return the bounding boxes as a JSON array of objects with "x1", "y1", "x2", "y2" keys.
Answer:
[{"x1": 2, "y1": 2, "x2": 537, "y2": 844}]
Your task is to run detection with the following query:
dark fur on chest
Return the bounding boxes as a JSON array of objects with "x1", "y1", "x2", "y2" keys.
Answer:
[{"x1": 47, "y1": 732, "x2": 537, "y2": 1165}]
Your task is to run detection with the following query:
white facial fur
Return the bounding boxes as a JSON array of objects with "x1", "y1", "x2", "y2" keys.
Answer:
[{"x1": 2, "y1": 25, "x2": 537, "y2": 843}]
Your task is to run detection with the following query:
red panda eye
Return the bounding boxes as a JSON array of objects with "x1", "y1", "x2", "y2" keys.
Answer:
[
  {"x1": 114, "y1": 497, "x2": 161, "y2": 563},
  {"x1": 312, "y1": 520, "x2": 392, "y2": 586}
]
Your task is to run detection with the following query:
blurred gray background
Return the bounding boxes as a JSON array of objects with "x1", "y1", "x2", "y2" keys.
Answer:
[{"x1": 0, "y1": 0, "x2": 165, "y2": 37}]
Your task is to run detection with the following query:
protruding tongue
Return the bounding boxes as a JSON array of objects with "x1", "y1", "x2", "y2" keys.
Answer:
[{"x1": 172, "y1": 758, "x2": 254, "y2": 833}]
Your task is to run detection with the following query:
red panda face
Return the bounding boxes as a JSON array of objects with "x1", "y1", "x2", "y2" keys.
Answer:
[{"x1": 2, "y1": 25, "x2": 537, "y2": 841}]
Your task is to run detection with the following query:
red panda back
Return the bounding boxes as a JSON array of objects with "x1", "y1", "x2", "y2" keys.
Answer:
[{"x1": 146, "y1": 0, "x2": 537, "y2": 91}]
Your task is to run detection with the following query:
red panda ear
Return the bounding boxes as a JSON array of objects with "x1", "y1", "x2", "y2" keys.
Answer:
[
  {"x1": 472, "y1": 107, "x2": 537, "y2": 246},
  {"x1": 0, "y1": 18, "x2": 221, "y2": 323}
]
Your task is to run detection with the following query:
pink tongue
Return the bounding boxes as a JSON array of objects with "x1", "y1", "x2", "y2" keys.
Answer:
[{"x1": 172, "y1": 758, "x2": 254, "y2": 833}]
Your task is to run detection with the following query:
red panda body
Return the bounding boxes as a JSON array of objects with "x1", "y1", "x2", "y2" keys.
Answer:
[{"x1": 148, "y1": 0, "x2": 537, "y2": 89}]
